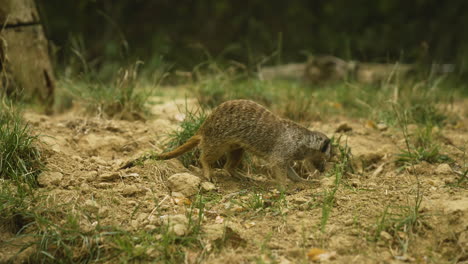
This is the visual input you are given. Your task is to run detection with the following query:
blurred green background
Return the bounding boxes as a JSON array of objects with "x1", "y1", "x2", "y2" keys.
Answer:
[{"x1": 37, "y1": 0, "x2": 468, "y2": 74}]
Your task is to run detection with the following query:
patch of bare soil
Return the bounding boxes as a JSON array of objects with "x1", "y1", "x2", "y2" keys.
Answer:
[{"x1": 1, "y1": 97, "x2": 467, "y2": 263}]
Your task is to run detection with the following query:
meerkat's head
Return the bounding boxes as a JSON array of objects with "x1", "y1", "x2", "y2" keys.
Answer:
[{"x1": 307, "y1": 131, "x2": 332, "y2": 159}]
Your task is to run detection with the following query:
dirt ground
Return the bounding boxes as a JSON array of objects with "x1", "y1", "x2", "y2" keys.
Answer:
[{"x1": 1, "y1": 95, "x2": 467, "y2": 263}]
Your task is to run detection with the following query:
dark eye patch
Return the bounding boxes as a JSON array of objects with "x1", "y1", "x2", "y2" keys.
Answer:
[{"x1": 321, "y1": 139, "x2": 330, "y2": 153}]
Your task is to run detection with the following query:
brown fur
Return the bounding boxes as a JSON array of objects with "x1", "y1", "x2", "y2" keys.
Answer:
[{"x1": 158, "y1": 99, "x2": 331, "y2": 185}]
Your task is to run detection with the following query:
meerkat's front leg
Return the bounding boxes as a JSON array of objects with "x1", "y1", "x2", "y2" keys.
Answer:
[
  {"x1": 287, "y1": 166, "x2": 308, "y2": 182},
  {"x1": 272, "y1": 164, "x2": 289, "y2": 186}
]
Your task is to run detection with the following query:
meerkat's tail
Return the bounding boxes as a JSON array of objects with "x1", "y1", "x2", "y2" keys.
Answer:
[
  {"x1": 158, "y1": 134, "x2": 202, "y2": 160},
  {"x1": 119, "y1": 135, "x2": 202, "y2": 170}
]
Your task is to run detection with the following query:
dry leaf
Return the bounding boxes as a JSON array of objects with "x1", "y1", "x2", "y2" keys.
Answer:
[{"x1": 307, "y1": 248, "x2": 337, "y2": 261}]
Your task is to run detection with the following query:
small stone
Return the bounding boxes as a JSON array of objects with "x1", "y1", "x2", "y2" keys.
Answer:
[
  {"x1": 83, "y1": 200, "x2": 100, "y2": 214},
  {"x1": 37, "y1": 171, "x2": 63, "y2": 187},
  {"x1": 167, "y1": 173, "x2": 201, "y2": 197},
  {"x1": 90, "y1": 156, "x2": 108, "y2": 166},
  {"x1": 377, "y1": 123, "x2": 388, "y2": 131},
  {"x1": 122, "y1": 185, "x2": 141, "y2": 197},
  {"x1": 148, "y1": 215, "x2": 159, "y2": 225},
  {"x1": 144, "y1": 224, "x2": 157, "y2": 231},
  {"x1": 380, "y1": 231, "x2": 393, "y2": 241},
  {"x1": 97, "y1": 182, "x2": 114, "y2": 189},
  {"x1": 202, "y1": 224, "x2": 224, "y2": 241},
  {"x1": 201, "y1": 181, "x2": 216, "y2": 191},
  {"x1": 291, "y1": 196, "x2": 308, "y2": 205},
  {"x1": 171, "y1": 191, "x2": 186, "y2": 198},
  {"x1": 80, "y1": 182, "x2": 91, "y2": 193},
  {"x1": 435, "y1": 163, "x2": 452, "y2": 175},
  {"x1": 320, "y1": 176, "x2": 335, "y2": 188},
  {"x1": 136, "y1": 213, "x2": 149, "y2": 222},
  {"x1": 72, "y1": 155, "x2": 83, "y2": 162},
  {"x1": 98, "y1": 206, "x2": 110, "y2": 218},
  {"x1": 85, "y1": 171, "x2": 98, "y2": 182},
  {"x1": 130, "y1": 219, "x2": 139, "y2": 229},
  {"x1": 99, "y1": 172, "x2": 120, "y2": 182},
  {"x1": 160, "y1": 214, "x2": 189, "y2": 236},
  {"x1": 335, "y1": 123, "x2": 352, "y2": 133}
]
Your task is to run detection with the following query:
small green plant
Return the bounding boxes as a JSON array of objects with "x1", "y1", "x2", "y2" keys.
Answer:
[
  {"x1": 0, "y1": 99, "x2": 42, "y2": 187},
  {"x1": 165, "y1": 104, "x2": 207, "y2": 167},
  {"x1": 373, "y1": 104, "x2": 426, "y2": 254},
  {"x1": 31, "y1": 214, "x2": 108, "y2": 263},
  {"x1": 244, "y1": 192, "x2": 266, "y2": 211},
  {"x1": 372, "y1": 197, "x2": 424, "y2": 254},
  {"x1": 319, "y1": 138, "x2": 353, "y2": 232},
  {"x1": 64, "y1": 61, "x2": 154, "y2": 120},
  {"x1": 394, "y1": 108, "x2": 450, "y2": 167}
]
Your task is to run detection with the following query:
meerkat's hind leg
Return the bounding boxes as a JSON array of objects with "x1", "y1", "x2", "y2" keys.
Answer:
[
  {"x1": 225, "y1": 148, "x2": 252, "y2": 181},
  {"x1": 199, "y1": 147, "x2": 225, "y2": 182}
]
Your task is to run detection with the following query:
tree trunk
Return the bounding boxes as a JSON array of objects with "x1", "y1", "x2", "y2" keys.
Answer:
[{"x1": 0, "y1": 0, "x2": 55, "y2": 113}]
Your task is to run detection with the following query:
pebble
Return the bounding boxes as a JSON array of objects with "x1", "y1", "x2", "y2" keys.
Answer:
[
  {"x1": 99, "y1": 172, "x2": 120, "y2": 182},
  {"x1": 435, "y1": 163, "x2": 452, "y2": 175},
  {"x1": 201, "y1": 181, "x2": 216, "y2": 191},
  {"x1": 37, "y1": 171, "x2": 63, "y2": 187},
  {"x1": 377, "y1": 123, "x2": 388, "y2": 131},
  {"x1": 167, "y1": 173, "x2": 201, "y2": 197}
]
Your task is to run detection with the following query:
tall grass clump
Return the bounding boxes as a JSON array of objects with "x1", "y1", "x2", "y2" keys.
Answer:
[
  {"x1": 0, "y1": 100, "x2": 42, "y2": 187},
  {"x1": 62, "y1": 61, "x2": 155, "y2": 120},
  {"x1": 393, "y1": 105, "x2": 450, "y2": 168}
]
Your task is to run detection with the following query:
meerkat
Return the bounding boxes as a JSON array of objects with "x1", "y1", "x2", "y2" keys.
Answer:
[{"x1": 132, "y1": 99, "x2": 331, "y2": 185}]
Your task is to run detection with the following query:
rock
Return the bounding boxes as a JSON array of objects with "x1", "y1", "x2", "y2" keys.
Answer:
[
  {"x1": 72, "y1": 155, "x2": 83, "y2": 162},
  {"x1": 377, "y1": 123, "x2": 388, "y2": 131},
  {"x1": 137, "y1": 213, "x2": 149, "y2": 222},
  {"x1": 85, "y1": 171, "x2": 98, "y2": 182},
  {"x1": 144, "y1": 224, "x2": 157, "y2": 231},
  {"x1": 380, "y1": 231, "x2": 393, "y2": 241},
  {"x1": 201, "y1": 181, "x2": 216, "y2": 191},
  {"x1": 83, "y1": 200, "x2": 100, "y2": 214},
  {"x1": 335, "y1": 123, "x2": 352, "y2": 133},
  {"x1": 37, "y1": 171, "x2": 63, "y2": 187},
  {"x1": 98, "y1": 206, "x2": 110, "y2": 218},
  {"x1": 290, "y1": 196, "x2": 308, "y2": 205},
  {"x1": 167, "y1": 173, "x2": 201, "y2": 197},
  {"x1": 202, "y1": 224, "x2": 224, "y2": 241},
  {"x1": 122, "y1": 185, "x2": 142, "y2": 197},
  {"x1": 160, "y1": 214, "x2": 189, "y2": 236},
  {"x1": 171, "y1": 191, "x2": 186, "y2": 198},
  {"x1": 90, "y1": 156, "x2": 108, "y2": 166},
  {"x1": 435, "y1": 163, "x2": 452, "y2": 175},
  {"x1": 320, "y1": 177, "x2": 335, "y2": 188},
  {"x1": 99, "y1": 172, "x2": 120, "y2": 182}
]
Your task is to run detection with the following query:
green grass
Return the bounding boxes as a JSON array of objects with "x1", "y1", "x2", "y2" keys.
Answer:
[
  {"x1": 0, "y1": 99, "x2": 42, "y2": 187},
  {"x1": 0, "y1": 190, "x2": 210, "y2": 263},
  {"x1": 59, "y1": 62, "x2": 155, "y2": 120},
  {"x1": 394, "y1": 108, "x2": 451, "y2": 168},
  {"x1": 164, "y1": 103, "x2": 207, "y2": 167},
  {"x1": 372, "y1": 195, "x2": 424, "y2": 254},
  {"x1": 193, "y1": 67, "x2": 463, "y2": 130},
  {"x1": 319, "y1": 138, "x2": 353, "y2": 232}
]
